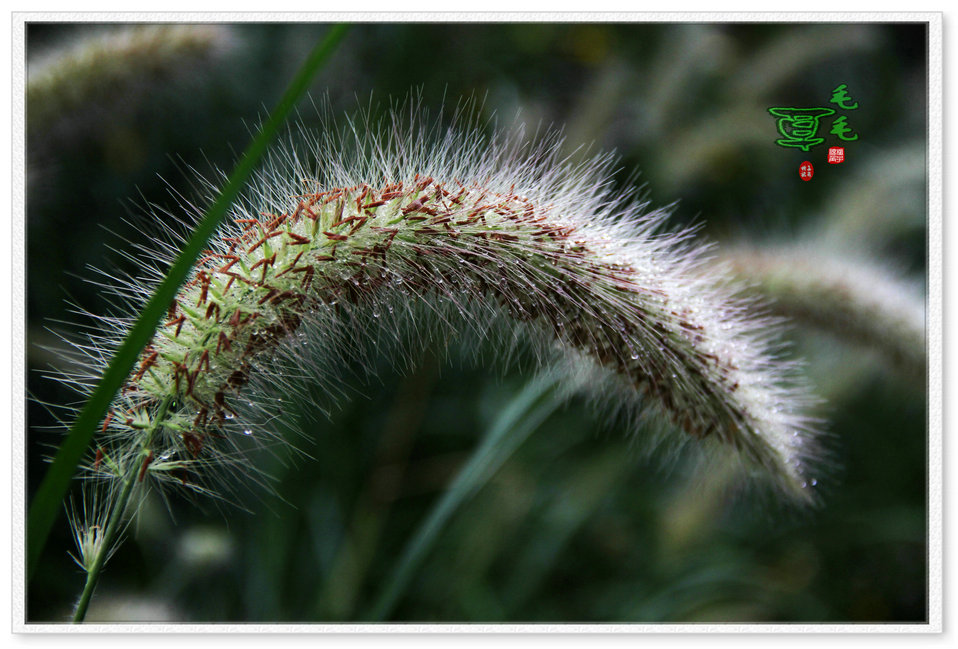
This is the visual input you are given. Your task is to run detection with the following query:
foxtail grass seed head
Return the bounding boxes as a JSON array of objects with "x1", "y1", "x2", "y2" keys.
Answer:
[
  {"x1": 722, "y1": 244, "x2": 926, "y2": 382},
  {"x1": 55, "y1": 104, "x2": 825, "y2": 570},
  {"x1": 27, "y1": 24, "x2": 235, "y2": 139}
]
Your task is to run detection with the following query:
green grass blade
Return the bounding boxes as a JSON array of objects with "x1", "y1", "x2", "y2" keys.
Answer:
[
  {"x1": 26, "y1": 23, "x2": 351, "y2": 581},
  {"x1": 366, "y1": 371, "x2": 565, "y2": 621}
]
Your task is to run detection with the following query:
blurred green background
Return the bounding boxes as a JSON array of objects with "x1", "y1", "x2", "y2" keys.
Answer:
[{"x1": 25, "y1": 22, "x2": 928, "y2": 623}]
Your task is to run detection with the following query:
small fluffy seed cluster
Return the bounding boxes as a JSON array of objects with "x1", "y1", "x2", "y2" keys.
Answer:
[{"x1": 60, "y1": 107, "x2": 823, "y2": 567}]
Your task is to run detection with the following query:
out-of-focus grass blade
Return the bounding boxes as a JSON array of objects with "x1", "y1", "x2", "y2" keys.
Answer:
[
  {"x1": 366, "y1": 371, "x2": 565, "y2": 621},
  {"x1": 26, "y1": 23, "x2": 351, "y2": 581}
]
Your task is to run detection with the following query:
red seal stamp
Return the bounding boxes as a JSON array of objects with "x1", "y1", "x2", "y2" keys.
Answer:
[{"x1": 827, "y1": 147, "x2": 845, "y2": 164}]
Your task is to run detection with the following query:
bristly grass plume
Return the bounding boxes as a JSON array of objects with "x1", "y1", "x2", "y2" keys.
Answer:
[
  {"x1": 49, "y1": 100, "x2": 823, "y2": 614},
  {"x1": 722, "y1": 243, "x2": 926, "y2": 383},
  {"x1": 27, "y1": 24, "x2": 235, "y2": 140}
]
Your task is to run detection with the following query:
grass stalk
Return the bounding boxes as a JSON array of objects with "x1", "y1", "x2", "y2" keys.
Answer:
[{"x1": 72, "y1": 395, "x2": 174, "y2": 622}]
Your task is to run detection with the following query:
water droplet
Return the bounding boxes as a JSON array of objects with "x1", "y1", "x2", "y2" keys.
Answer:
[
  {"x1": 243, "y1": 429, "x2": 252, "y2": 436},
  {"x1": 225, "y1": 413, "x2": 235, "y2": 420}
]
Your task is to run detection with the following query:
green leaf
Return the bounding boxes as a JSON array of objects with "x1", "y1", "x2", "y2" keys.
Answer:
[
  {"x1": 366, "y1": 371, "x2": 565, "y2": 621},
  {"x1": 27, "y1": 23, "x2": 351, "y2": 581}
]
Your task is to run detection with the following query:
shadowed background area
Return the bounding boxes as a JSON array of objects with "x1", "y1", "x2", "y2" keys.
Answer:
[{"x1": 25, "y1": 21, "x2": 928, "y2": 623}]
